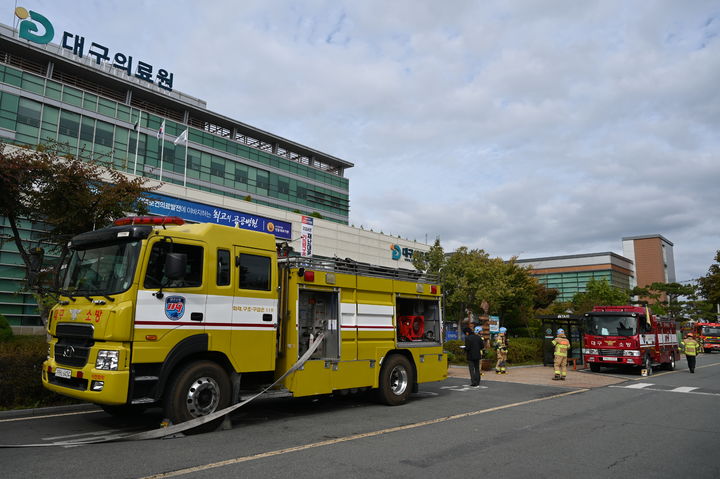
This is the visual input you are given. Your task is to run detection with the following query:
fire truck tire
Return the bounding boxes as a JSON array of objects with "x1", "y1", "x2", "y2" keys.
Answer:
[
  {"x1": 589, "y1": 363, "x2": 601, "y2": 373},
  {"x1": 163, "y1": 360, "x2": 231, "y2": 434},
  {"x1": 377, "y1": 355, "x2": 414, "y2": 406},
  {"x1": 642, "y1": 355, "x2": 653, "y2": 376},
  {"x1": 664, "y1": 354, "x2": 675, "y2": 370}
]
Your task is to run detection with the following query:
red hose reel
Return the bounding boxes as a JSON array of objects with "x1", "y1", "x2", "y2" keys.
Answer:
[{"x1": 398, "y1": 315, "x2": 425, "y2": 341}]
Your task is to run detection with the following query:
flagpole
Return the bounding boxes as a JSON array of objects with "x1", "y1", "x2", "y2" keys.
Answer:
[
  {"x1": 133, "y1": 110, "x2": 141, "y2": 176},
  {"x1": 183, "y1": 129, "x2": 188, "y2": 187},
  {"x1": 159, "y1": 121, "x2": 165, "y2": 182}
]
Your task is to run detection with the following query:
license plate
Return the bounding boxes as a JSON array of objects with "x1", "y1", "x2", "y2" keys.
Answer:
[
  {"x1": 55, "y1": 368, "x2": 72, "y2": 379},
  {"x1": 602, "y1": 357, "x2": 618, "y2": 361}
]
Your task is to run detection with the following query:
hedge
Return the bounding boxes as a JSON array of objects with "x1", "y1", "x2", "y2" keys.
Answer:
[
  {"x1": 0, "y1": 335, "x2": 79, "y2": 410},
  {"x1": 445, "y1": 337, "x2": 544, "y2": 365},
  {"x1": 0, "y1": 313, "x2": 13, "y2": 342}
]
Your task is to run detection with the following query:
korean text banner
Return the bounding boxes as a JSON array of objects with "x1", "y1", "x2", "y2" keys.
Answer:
[{"x1": 144, "y1": 193, "x2": 292, "y2": 240}]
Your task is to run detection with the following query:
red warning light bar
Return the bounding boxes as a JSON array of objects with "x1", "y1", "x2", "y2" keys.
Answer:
[{"x1": 113, "y1": 216, "x2": 185, "y2": 226}]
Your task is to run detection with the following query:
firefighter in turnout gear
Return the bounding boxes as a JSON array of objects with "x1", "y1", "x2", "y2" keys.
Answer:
[
  {"x1": 494, "y1": 327, "x2": 508, "y2": 374},
  {"x1": 681, "y1": 332, "x2": 701, "y2": 373},
  {"x1": 552, "y1": 329, "x2": 570, "y2": 380}
]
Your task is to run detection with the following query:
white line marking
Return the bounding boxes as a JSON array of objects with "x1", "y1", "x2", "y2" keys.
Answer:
[
  {"x1": 610, "y1": 385, "x2": 720, "y2": 396},
  {"x1": 624, "y1": 383, "x2": 653, "y2": 389},
  {"x1": 0, "y1": 410, "x2": 101, "y2": 423},
  {"x1": 139, "y1": 388, "x2": 588, "y2": 479},
  {"x1": 671, "y1": 386, "x2": 698, "y2": 393}
]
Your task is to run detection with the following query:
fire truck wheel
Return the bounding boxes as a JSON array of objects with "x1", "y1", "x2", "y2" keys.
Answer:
[
  {"x1": 664, "y1": 354, "x2": 675, "y2": 370},
  {"x1": 642, "y1": 355, "x2": 653, "y2": 376},
  {"x1": 377, "y1": 355, "x2": 414, "y2": 406},
  {"x1": 589, "y1": 363, "x2": 601, "y2": 373},
  {"x1": 164, "y1": 360, "x2": 231, "y2": 434}
]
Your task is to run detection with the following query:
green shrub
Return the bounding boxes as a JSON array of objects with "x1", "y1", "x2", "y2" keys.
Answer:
[
  {"x1": 0, "y1": 335, "x2": 79, "y2": 410},
  {"x1": 0, "y1": 313, "x2": 13, "y2": 342},
  {"x1": 505, "y1": 337, "x2": 543, "y2": 364},
  {"x1": 446, "y1": 336, "x2": 543, "y2": 365}
]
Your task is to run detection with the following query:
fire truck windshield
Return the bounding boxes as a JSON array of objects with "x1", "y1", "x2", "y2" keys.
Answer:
[
  {"x1": 61, "y1": 240, "x2": 141, "y2": 295},
  {"x1": 701, "y1": 326, "x2": 720, "y2": 337},
  {"x1": 586, "y1": 315, "x2": 637, "y2": 337}
]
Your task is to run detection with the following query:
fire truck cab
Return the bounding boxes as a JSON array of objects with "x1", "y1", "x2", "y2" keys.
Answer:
[
  {"x1": 583, "y1": 305, "x2": 679, "y2": 375},
  {"x1": 698, "y1": 322, "x2": 720, "y2": 353}
]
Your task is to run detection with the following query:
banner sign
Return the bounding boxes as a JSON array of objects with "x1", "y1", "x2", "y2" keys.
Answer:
[
  {"x1": 301, "y1": 216, "x2": 313, "y2": 257},
  {"x1": 489, "y1": 315, "x2": 500, "y2": 333},
  {"x1": 14, "y1": 7, "x2": 175, "y2": 91},
  {"x1": 144, "y1": 193, "x2": 291, "y2": 240}
]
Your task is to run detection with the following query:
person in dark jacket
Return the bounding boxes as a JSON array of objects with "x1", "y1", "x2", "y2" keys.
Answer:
[{"x1": 465, "y1": 328, "x2": 484, "y2": 387}]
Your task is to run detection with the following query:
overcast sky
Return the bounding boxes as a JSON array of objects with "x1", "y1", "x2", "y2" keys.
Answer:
[{"x1": 12, "y1": 1, "x2": 720, "y2": 284}]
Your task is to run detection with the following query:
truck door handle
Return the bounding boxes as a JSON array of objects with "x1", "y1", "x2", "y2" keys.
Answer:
[
  {"x1": 190, "y1": 312, "x2": 203, "y2": 322},
  {"x1": 262, "y1": 314, "x2": 273, "y2": 322}
]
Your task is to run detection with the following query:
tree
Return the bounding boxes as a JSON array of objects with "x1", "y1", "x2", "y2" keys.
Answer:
[
  {"x1": 412, "y1": 238, "x2": 445, "y2": 274},
  {"x1": 697, "y1": 250, "x2": 720, "y2": 317},
  {"x1": 631, "y1": 282, "x2": 696, "y2": 318},
  {"x1": 436, "y1": 247, "x2": 537, "y2": 334},
  {"x1": 571, "y1": 278, "x2": 629, "y2": 314},
  {"x1": 0, "y1": 141, "x2": 156, "y2": 323}
]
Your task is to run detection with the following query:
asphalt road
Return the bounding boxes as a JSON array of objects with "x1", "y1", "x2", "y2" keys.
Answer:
[{"x1": 2, "y1": 354, "x2": 719, "y2": 478}]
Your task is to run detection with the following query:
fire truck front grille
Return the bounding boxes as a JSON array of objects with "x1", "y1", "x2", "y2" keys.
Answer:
[
  {"x1": 598, "y1": 349, "x2": 622, "y2": 356},
  {"x1": 54, "y1": 336, "x2": 94, "y2": 367}
]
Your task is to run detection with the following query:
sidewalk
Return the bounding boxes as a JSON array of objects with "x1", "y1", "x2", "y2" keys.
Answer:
[{"x1": 448, "y1": 364, "x2": 629, "y2": 389}]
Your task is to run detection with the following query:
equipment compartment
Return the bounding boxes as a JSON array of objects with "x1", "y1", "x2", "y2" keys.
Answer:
[{"x1": 396, "y1": 297, "x2": 441, "y2": 344}]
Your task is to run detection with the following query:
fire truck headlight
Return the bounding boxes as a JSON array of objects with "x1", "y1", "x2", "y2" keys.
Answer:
[
  {"x1": 96, "y1": 350, "x2": 119, "y2": 370},
  {"x1": 582, "y1": 348, "x2": 598, "y2": 355},
  {"x1": 624, "y1": 350, "x2": 641, "y2": 357}
]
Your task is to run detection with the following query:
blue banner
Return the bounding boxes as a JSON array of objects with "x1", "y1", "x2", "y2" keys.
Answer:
[{"x1": 143, "y1": 193, "x2": 292, "y2": 240}]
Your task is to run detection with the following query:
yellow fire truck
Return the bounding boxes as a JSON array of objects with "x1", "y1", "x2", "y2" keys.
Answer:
[{"x1": 42, "y1": 216, "x2": 447, "y2": 432}]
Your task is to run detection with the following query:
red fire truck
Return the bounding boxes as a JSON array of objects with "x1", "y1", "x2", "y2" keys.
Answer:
[
  {"x1": 698, "y1": 322, "x2": 720, "y2": 353},
  {"x1": 583, "y1": 305, "x2": 679, "y2": 375}
]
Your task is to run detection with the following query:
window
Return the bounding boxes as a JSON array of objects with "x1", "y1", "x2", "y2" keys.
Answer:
[
  {"x1": 217, "y1": 249, "x2": 230, "y2": 286},
  {"x1": 211, "y1": 161, "x2": 225, "y2": 177},
  {"x1": 59, "y1": 110, "x2": 80, "y2": 137},
  {"x1": 256, "y1": 170, "x2": 269, "y2": 190},
  {"x1": 17, "y1": 98, "x2": 41, "y2": 127},
  {"x1": 278, "y1": 180, "x2": 289, "y2": 194},
  {"x1": 238, "y1": 254, "x2": 270, "y2": 291},
  {"x1": 234, "y1": 168, "x2": 248, "y2": 183},
  {"x1": 94, "y1": 120, "x2": 114, "y2": 146},
  {"x1": 144, "y1": 242, "x2": 203, "y2": 289},
  {"x1": 80, "y1": 116, "x2": 95, "y2": 142}
]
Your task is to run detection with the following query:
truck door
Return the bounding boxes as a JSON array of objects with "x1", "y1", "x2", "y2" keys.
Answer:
[
  {"x1": 231, "y1": 247, "x2": 279, "y2": 371},
  {"x1": 134, "y1": 238, "x2": 207, "y2": 339}
]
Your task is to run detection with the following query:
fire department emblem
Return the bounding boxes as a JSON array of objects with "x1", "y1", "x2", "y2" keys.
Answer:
[
  {"x1": 606, "y1": 340, "x2": 615, "y2": 346},
  {"x1": 164, "y1": 296, "x2": 186, "y2": 320}
]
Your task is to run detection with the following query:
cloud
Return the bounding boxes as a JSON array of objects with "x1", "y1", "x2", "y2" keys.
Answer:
[{"x1": 22, "y1": 0, "x2": 720, "y2": 283}]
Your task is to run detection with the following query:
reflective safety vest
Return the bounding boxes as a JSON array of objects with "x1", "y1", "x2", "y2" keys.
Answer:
[
  {"x1": 683, "y1": 339, "x2": 700, "y2": 356},
  {"x1": 494, "y1": 336, "x2": 508, "y2": 352},
  {"x1": 552, "y1": 337, "x2": 570, "y2": 357}
]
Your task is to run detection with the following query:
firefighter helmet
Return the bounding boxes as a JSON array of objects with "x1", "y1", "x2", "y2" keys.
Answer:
[{"x1": 557, "y1": 328, "x2": 565, "y2": 335}]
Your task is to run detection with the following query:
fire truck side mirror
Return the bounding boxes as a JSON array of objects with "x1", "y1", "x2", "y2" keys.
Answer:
[{"x1": 165, "y1": 253, "x2": 186, "y2": 280}]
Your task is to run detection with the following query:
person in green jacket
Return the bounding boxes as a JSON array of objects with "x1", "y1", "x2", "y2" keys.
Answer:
[{"x1": 681, "y1": 333, "x2": 701, "y2": 373}]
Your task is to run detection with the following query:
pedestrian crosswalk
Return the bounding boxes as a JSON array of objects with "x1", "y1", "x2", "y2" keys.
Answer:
[{"x1": 609, "y1": 382, "x2": 720, "y2": 396}]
